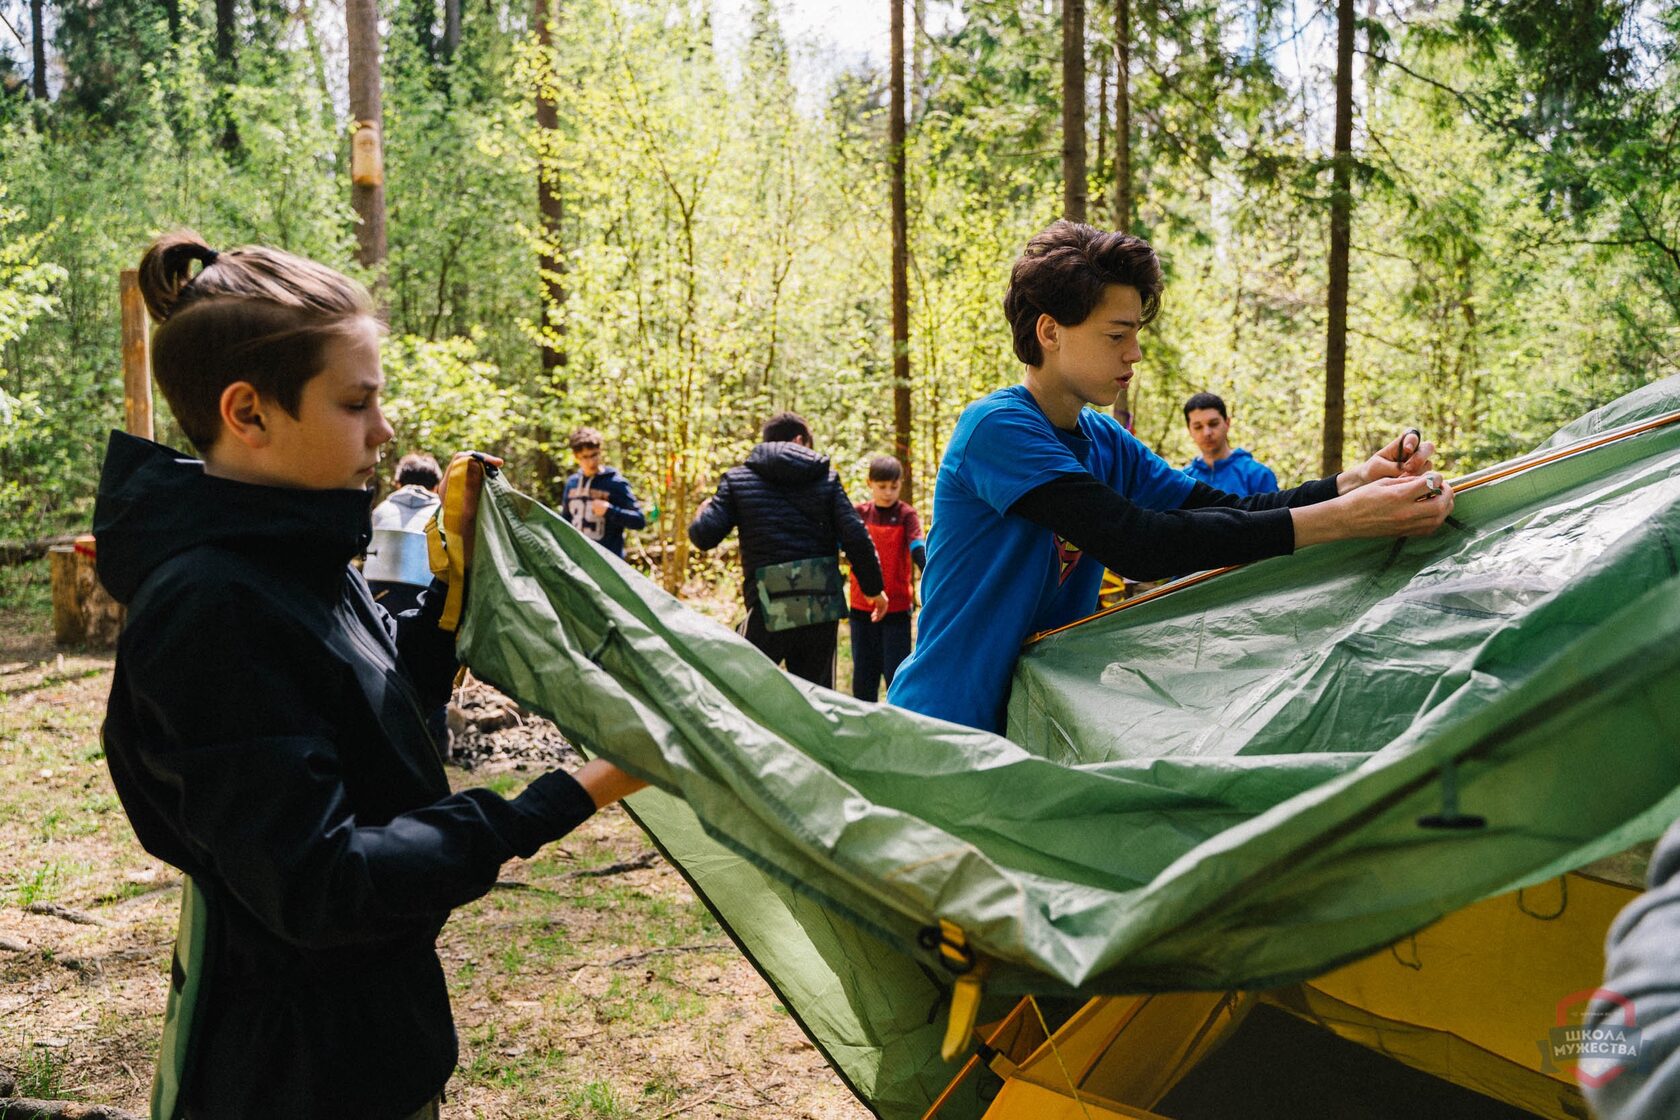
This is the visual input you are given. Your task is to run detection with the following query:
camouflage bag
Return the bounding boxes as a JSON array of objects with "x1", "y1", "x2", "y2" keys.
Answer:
[{"x1": 754, "y1": 556, "x2": 848, "y2": 632}]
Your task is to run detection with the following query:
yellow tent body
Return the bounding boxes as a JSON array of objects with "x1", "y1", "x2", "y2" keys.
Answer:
[{"x1": 931, "y1": 870, "x2": 1638, "y2": 1120}]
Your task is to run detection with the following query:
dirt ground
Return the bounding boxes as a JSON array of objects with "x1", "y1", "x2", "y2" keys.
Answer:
[{"x1": 0, "y1": 560, "x2": 871, "y2": 1119}]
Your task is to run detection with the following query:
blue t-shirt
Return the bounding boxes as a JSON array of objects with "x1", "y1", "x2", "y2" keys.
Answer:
[
  {"x1": 888, "y1": 386, "x2": 1194, "y2": 733},
  {"x1": 1182, "y1": 447, "x2": 1278, "y2": 497}
]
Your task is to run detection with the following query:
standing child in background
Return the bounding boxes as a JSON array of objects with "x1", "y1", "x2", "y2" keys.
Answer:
[
  {"x1": 368, "y1": 452, "x2": 444, "y2": 617},
  {"x1": 372, "y1": 452, "x2": 443, "y2": 531},
  {"x1": 848, "y1": 454, "x2": 925, "y2": 702},
  {"x1": 561, "y1": 426, "x2": 647, "y2": 558}
]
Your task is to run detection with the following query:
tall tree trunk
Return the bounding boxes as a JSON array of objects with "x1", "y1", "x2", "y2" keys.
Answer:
[
  {"x1": 534, "y1": 0, "x2": 566, "y2": 377},
  {"x1": 1094, "y1": 48, "x2": 1107, "y2": 221},
  {"x1": 890, "y1": 0, "x2": 913, "y2": 502},
  {"x1": 442, "y1": 0, "x2": 461, "y2": 60},
  {"x1": 346, "y1": 0, "x2": 387, "y2": 275},
  {"x1": 29, "y1": 0, "x2": 48, "y2": 99},
  {"x1": 297, "y1": 0, "x2": 336, "y2": 138},
  {"x1": 214, "y1": 0, "x2": 239, "y2": 149},
  {"x1": 1112, "y1": 0, "x2": 1131, "y2": 230},
  {"x1": 215, "y1": 0, "x2": 235, "y2": 66},
  {"x1": 410, "y1": 0, "x2": 435, "y2": 62},
  {"x1": 1111, "y1": 0, "x2": 1132, "y2": 420},
  {"x1": 1061, "y1": 0, "x2": 1087, "y2": 222},
  {"x1": 1322, "y1": 0, "x2": 1355, "y2": 475},
  {"x1": 911, "y1": 0, "x2": 926, "y2": 120}
]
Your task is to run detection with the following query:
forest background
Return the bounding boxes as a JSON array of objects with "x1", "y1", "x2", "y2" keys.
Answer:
[{"x1": 1, "y1": 0, "x2": 1676, "y2": 591}]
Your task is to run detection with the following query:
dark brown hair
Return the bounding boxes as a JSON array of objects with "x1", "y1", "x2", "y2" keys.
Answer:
[
  {"x1": 761, "y1": 411, "x2": 812, "y2": 445},
  {"x1": 137, "y1": 229, "x2": 375, "y2": 452},
  {"x1": 867, "y1": 454, "x2": 902, "y2": 482},
  {"x1": 1183, "y1": 391, "x2": 1228, "y2": 421},
  {"x1": 1003, "y1": 220, "x2": 1163, "y2": 366},
  {"x1": 568, "y1": 427, "x2": 604, "y2": 452},
  {"x1": 394, "y1": 452, "x2": 442, "y2": 488}
]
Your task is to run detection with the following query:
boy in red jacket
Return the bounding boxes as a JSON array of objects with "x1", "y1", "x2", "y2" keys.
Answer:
[{"x1": 848, "y1": 454, "x2": 926, "y2": 701}]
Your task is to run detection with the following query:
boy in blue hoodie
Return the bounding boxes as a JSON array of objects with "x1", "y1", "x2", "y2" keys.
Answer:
[
  {"x1": 561, "y1": 427, "x2": 647, "y2": 558},
  {"x1": 1182, "y1": 391, "x2": 1279, "y2": 497}
]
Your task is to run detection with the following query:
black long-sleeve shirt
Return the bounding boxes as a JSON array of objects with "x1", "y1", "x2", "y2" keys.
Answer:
[{"x1": 1010, "y1": 475, "x2": 1340, "y2": 581}]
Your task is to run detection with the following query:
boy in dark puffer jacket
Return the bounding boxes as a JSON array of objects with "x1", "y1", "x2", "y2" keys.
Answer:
[{"x1": 688, "y1": 411, "x2": 888, "y2": 689}]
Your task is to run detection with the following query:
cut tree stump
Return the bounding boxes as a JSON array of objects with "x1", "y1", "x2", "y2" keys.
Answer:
[{"x1": 49, "y1": 536, "x2": 123, "y2": 649}]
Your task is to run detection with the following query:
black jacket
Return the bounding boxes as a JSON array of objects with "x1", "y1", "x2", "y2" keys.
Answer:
[
  {"x1": 687, "y1": 441, "x2": 884, "y2": 603},
  {"x1": 94, "y1": 432, "x2": 596, "y2": 1120}
]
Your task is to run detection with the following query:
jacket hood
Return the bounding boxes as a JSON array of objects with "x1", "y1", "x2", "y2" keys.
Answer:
[
  {"x1": 1190, "y1": 447, "x2": 1255, "y2": 471},
  {"x1": 745, "y1": 441, "x2": 831, "y2": 486},
  {"x1": 385, "y1": 485, "x2": 439, "y2": 510},
  {"x1": 93, "y1": 431, "x2": 374, "y2": 605}
]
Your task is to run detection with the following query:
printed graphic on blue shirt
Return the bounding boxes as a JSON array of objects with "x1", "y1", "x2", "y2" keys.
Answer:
[
  {"x1": 1055, "y1": 535, "x2": 1082, "y2": 584},
  {"x1": 564, "y1": 485, "x2": 610, "y2": 542}
]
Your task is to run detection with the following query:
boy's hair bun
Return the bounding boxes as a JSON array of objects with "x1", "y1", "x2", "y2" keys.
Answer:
[
  {"x1": 137, "y1": 230, "x2": 221, "y2": 323},
  {"x1": 135, "y1": 229, "x2": 376, "y2": 453}
]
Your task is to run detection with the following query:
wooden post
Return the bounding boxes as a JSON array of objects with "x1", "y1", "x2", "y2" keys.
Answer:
[
  {"x1": 50, "y1": 545, "x2": 81, "y2": 645},
  {"x1": 53, "y1": 272, "x2": 148, "y2": 648},
  {"x1": 121, "y1": 270, "x2": 153, "y2": 441}
]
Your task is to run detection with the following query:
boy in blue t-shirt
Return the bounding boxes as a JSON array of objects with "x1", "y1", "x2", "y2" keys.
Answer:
[{"x1": 888, "y1": 221, "x2": 1456, "y2": 733}]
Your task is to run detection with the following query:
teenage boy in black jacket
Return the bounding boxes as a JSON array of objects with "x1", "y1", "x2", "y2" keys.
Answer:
[
  {"x1": 688, "y1": 411, "x2": 889, "y2": 689},
  {"x1": 98, "y1": 231, "x2": 645, "y2": 1120}
]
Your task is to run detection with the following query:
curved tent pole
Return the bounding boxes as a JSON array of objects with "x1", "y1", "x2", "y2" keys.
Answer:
[{"x1": 1026, "y1": 408, "x2": 1680, "y2": 646}]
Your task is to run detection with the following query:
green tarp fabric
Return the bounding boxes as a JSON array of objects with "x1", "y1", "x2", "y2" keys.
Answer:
[{"x1": 457, "y1": 378, "x2": 1680, "y2": 1120}]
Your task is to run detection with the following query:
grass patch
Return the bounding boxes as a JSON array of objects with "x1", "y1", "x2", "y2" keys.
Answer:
[
  {"x1": 13, "y1": 1041, "x2": 71, "y2": 1099},
  {"x1": 566, "y1": 1079, "x2": 630, "y2": 1118},
  {"x1": 640, "y1": 1066, "x2": 683, "y2": 1105},
  {"x1": 481, "y1": 772, "x2": 527, "y2": 799},
  {"x1": 10, "y1": 861, "x2": 67, "y2": 906}
]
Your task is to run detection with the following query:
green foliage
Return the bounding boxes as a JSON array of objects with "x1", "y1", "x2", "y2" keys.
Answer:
[
  {"x1": 14, "y1": 1042, "x2": 69, "y2": 1099},
  {"x1": 382, "y1": 332, "x2": 535, "y2": 467},
  {"x1": 1, "y1": 0, "x2": 1674, "y2": 585},
  {"x1": 0, "y1": 190, "x2": 68, "y2": 528}
]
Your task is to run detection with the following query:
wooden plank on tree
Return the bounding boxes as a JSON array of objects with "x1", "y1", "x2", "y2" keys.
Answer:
[{"x1": 120, "y1": 269, "x2": 152, "y2": 441}]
